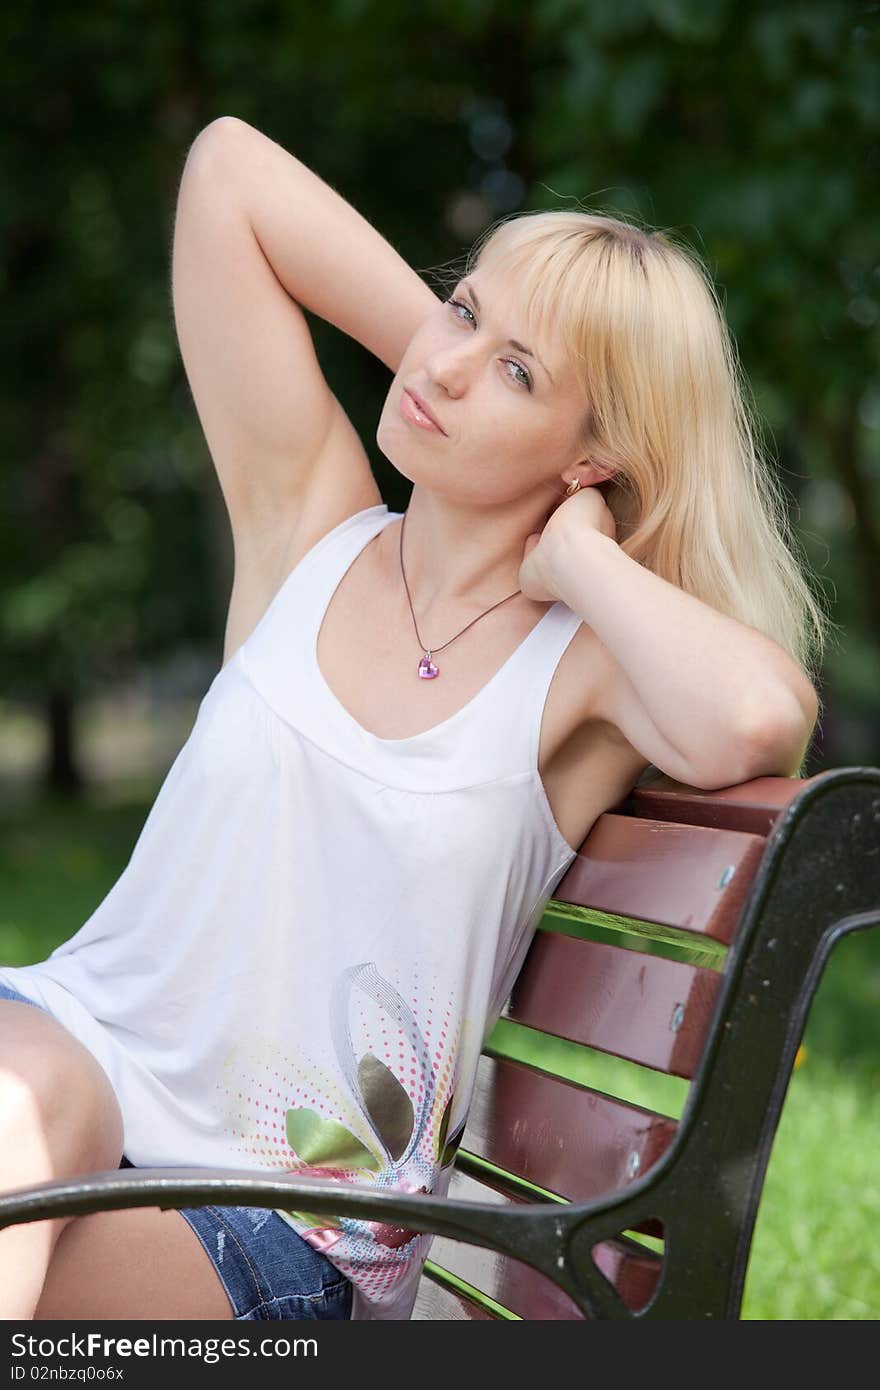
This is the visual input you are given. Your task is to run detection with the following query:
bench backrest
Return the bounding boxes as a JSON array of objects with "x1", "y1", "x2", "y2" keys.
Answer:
[{"x1": 412, "y1": 766, "x2": 880, "y2": 1319}]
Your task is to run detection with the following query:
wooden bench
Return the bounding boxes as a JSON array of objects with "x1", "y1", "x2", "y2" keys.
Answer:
[{"x1": 2, "y1": 765, "x2": 878, "y2": 1319}]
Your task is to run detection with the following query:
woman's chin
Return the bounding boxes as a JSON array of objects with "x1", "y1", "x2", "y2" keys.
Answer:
[{"x1": 375, "y1": 423, "x2": 427, "y2": 489}]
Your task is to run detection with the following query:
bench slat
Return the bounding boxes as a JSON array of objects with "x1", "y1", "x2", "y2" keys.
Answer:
[
  {"x1": 462, "y1": 1054, "x2": 676, "y2": 1208},
  {"x1": 413, "y1": 1170, "x2": 662, "y2": 1319},
  {"x1": 618, "y1": 772, "x2": 824, "y2": 834},
  {"x1": 503, "y1": 932, "x2": 721, "y2": 1078},
  {"x1": 552, "y1": 813, "x2": 767, "y2": 945},
  {"x1": 411, "y1": 1280, "x2": 499, "y2": 1320}
]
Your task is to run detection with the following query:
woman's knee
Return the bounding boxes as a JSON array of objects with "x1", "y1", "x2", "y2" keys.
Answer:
[{"x1": 0, "y1": 1001, "x2": 124, "y2": 1174}]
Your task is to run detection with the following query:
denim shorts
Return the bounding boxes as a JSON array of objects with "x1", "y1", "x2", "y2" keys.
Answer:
[{"x1": 0, "y1": 978, "x2": 353, "y2": 1321}]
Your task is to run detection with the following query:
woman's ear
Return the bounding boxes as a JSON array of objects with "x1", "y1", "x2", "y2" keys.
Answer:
[{"x1": 567, "y1": 459, "x2": 617, "y2": 490}]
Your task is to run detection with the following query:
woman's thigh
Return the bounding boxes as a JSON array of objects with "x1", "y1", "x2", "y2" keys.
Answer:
[
  {"x1": 33, "y1": 1201, "x2": 237, "y2": 1320},
  {"x1": 34, "y1": 1158, "x2": 352, "y2": 1321},
  {"x1": 0, "y1": 979, "x2": 126, "y2": 1295},
  {"x1": 0, "y1": 981, "x2": 124, "y2": 1178}
]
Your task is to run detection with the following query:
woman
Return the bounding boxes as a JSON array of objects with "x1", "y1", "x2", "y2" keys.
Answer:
[{"x1": 0, "y1": 116, "x2": 825, "y2": 1321}]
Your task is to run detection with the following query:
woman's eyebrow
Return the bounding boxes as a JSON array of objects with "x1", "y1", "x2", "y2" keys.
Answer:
[{"x1": 460, "y1": 279, "x2": 555, "y2": 384}]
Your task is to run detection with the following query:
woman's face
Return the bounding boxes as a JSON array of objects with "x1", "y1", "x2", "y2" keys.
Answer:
[{"x1": 377, "y1": 262, "x2": 586, "y2": 509}]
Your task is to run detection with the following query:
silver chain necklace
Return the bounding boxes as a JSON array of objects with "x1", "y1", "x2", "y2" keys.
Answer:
[{"x1": 398, "y1": 478, "x2": 581, "y2": 679}]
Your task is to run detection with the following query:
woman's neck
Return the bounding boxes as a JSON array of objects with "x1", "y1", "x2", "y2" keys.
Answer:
[{"x1": 383, "y1": 485, "x2": 554, "y2": 613}]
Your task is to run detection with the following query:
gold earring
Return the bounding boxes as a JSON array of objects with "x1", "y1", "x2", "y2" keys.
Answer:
[{"x1": 565, "y1": 478, "x2": 581, "y2": 496}]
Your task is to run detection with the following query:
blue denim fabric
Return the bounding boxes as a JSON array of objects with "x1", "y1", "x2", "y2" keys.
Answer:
[
  {"x1": 165, "y1": 1187, "x2": 353, "y2": 1321},
  {"x1": 0, "y1": 980, "x2": 50, "y2": 1011},
  {"x1": 1, "y1": 978, "x2": 352, "y2": 1320}
]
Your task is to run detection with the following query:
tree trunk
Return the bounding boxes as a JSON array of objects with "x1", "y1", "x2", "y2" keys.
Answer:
[{"x1": 44, "y1": 688, "x2": 84, "y2": 795}]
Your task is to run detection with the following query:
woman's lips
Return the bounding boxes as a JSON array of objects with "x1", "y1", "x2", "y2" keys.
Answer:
[{"x1": 400, "y1": 389, "x2": 445, "y2": 434}]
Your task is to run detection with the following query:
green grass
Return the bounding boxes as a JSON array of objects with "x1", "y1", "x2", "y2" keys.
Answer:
[
  {"x1": 1, "y1": 786, "x2": 878, "y2": 1319},
  {"x1": 742, "y1": 1052, "x2": 879, "y2": 1319},
  {"x1": 0, "y1": 783, "x2": 156, "y2": 965}
]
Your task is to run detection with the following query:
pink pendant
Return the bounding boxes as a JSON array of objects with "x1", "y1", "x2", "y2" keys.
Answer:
[{"x1": 418, "y1": 654, "x2": 439, "y2": 679}]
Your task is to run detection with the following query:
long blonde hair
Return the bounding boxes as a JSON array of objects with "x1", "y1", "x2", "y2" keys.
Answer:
[{"x1": 431, "y1": 208, "x2": 833, "y2": 779}]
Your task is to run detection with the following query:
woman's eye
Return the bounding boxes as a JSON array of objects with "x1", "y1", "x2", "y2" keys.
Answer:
[
  {"x1": 445, "y1": 298, "x2": 533, "y2": 391},
  {"x1": 447, "y1": 297, "x2": 475, "y2": 325},
  {"x1": 505, "y1": 359, "x2": 532, "y2": 389}
]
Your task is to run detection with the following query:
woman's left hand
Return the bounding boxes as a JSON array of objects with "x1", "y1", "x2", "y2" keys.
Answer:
[{"x1": 518, "y1": 486, "x2": 618, "y2": 602}]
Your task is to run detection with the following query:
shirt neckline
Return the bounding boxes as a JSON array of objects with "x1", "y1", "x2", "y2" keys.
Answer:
[{"x1": 312, "y1": 510, "x2": 564, "y2": 748}]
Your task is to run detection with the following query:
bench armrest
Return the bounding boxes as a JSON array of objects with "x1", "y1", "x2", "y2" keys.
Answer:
[{"x1": 0, "y1": 1164, "x2": 650, "y2": 1319}]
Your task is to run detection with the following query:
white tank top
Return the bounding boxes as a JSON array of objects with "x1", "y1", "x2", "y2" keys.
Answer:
[{"x1": 0, "y1": 503, "x2": 583, "y2": 1320}]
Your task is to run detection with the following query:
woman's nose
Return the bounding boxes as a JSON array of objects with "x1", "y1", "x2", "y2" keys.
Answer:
[{"x1": 425, "y1": 345, "x2": 476, "y2": 396}]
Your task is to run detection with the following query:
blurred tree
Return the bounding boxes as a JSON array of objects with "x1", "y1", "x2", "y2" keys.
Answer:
[
  {"x1": 520, "y1": 0, "x2": 879, "y2": 721},
  {"x1": 0, "y1": 6, "x2": 220, "y2": 790}
]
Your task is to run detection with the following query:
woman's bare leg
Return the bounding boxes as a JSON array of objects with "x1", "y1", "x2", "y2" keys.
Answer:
[
  {"x1": 0, "y1": 1000, "x2": 125, "y2": 1318},
  {"x1": 33, "y1": 1204, "x2": 236, "y2": 1319}
]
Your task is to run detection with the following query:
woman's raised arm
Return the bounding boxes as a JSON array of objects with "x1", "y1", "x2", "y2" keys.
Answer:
[{"x1": 171, "y1": 115, "x2": 438, "y2": 540}]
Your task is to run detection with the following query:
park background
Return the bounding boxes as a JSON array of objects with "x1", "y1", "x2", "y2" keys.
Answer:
[{"x1": 0, "y1": 0, "x2": 877, "y2": 1318}]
